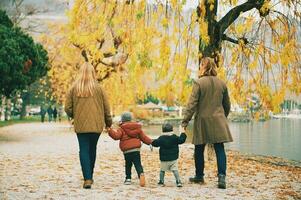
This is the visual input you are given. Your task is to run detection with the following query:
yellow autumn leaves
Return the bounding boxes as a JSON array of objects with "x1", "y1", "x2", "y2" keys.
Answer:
[
  {"x1": 39, "y1": 0, "x2": 300, "y2": 118},
  {"x1": 66, "y1": 0, "x2": 196, "y2": 112}
]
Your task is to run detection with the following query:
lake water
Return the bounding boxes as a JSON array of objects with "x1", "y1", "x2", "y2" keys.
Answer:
[{"x1": 143, "y1": 119, "x2": 301, "y2": 161}]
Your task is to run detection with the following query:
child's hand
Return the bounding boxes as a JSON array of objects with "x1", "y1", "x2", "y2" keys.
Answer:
[
  {"x1": 179, "y1": 125, "x2": 186, "y2": 133},
  {"x1": 149, "y1": 144, "x2": 153, "y2": 152}
]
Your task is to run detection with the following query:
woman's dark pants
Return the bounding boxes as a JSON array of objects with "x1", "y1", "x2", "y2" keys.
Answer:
[
  {"x1": 76, "y1": 133, "x2": 100, "y2": 180},
  {"x1": 194, "y1": 143, "x2": 226, "y2": 178}
]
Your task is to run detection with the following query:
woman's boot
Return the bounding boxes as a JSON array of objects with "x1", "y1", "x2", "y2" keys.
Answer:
[{"x1": 218, "y1": 174, "x2": 226, "y2": 189}]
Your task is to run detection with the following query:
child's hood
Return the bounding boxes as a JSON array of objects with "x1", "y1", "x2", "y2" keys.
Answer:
[
  {"x1": 162, "y1": 131, "x2": 174, "y2": 136},
  {"x1": 120, "y1": 122, "x2": 142, "y2": 137}
]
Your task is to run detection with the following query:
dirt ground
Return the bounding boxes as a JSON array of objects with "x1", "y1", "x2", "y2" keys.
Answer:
[{"x1": 0, "y1": 123, "x2": 300, "y2": 200}]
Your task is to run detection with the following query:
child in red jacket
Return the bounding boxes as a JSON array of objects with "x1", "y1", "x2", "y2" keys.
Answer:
[{"x1": 107, "y1": 112, "x2": 152, "y2": 186}]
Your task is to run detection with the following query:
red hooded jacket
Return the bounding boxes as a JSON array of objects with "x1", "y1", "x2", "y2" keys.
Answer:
[{"x1": 108, "y1": 122, "x2": 152, "y2": 152}]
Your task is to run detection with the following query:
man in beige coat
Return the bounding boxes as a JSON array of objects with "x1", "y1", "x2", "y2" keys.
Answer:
[{"x1": 182, "y1": 57, "x2": 233, "y2": 189}]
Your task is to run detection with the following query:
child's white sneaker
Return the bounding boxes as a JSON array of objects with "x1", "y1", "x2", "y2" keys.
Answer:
[
  {"x1": 158, "y1": 180, "x2": 165, "y2": 186},
  {"x1": 176, "y1": 180, "x2": 183, "y2": 187},
  {"x1": 124, "y1": 179, "x2": 131, "y2": 185}
]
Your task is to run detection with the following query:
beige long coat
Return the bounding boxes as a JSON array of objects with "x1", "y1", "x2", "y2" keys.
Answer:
[
  {"x1": 65, "y1": 85, "x2": 112, "y2": 134},
  {"x1": 182, "y1": 76, "x2": 233, "y2": 145}
]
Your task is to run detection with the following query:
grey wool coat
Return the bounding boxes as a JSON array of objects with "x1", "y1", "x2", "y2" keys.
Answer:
[
  {"x1": 65, "y1": 85, "x2": 112, "y2": 134},
  {"x1": 182, "y1": 76, "x2": 233, "y2": 145}
]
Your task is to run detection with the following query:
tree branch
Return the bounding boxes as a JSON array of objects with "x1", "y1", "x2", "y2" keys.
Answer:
[
  {"x1": 98, "y1": 68, "x2": 117, "y2": 82},
  {"x1": 97, "y1": 38, "x2": 105, "y2": 49},
  {"x1": 81, "y1": 50, "x2": 89, "y2": 62},
  {"x1": 222, "y1": 34, "x2": 239, "y2": 44},
  {"x1": 107, "y1": 1, "x2": 123, "y2": 49},
  {"x1": 72, "y1": 43, "x2": 89, "y2": 62},
  {"x1": 72, "y1": 1, "x2": 128, "y2": 68},
  {"x1": 96, "y1": 52, "x2": 128, "y2": 67},
  {"x1": 222, "y1": 34, "x2": 249, "y2": 45},
  {"x1": 218, "y1": 0, "x2": 265, "y2": 34}
]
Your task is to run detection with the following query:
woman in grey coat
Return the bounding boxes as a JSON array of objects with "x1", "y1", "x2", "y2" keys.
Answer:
[{"x1": 182, "y1": 57, "x2": 233, "y2": 189}]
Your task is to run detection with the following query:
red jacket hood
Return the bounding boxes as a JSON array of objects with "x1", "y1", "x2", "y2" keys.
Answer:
[{"x1": 120, "y1": 122, "x2": 142, "y2": 138}]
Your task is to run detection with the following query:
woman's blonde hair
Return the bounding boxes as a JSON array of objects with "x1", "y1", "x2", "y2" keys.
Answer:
[
  {"x1": 199, "y1": 57, "x2": 217, "y2": 77},
  {"x1": 74, "y1": 62, "x2": 97, "y2": 97}
]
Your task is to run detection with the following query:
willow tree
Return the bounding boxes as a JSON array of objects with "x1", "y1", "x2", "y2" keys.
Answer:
[
  {"x1": 43, "y1": 0, "x2": 196, "y2": 113},
  {"x1": 204, "y1": 0, "x2": 301, "y2": 116},
  {"x1": 44, "y1": 0, "x2": 300, "y2": 116}
]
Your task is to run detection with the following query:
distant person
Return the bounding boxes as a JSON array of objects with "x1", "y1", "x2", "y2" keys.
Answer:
[
  {"x1": 152, "y1": 123, "x2": 187, "y2": 187},
  {"x1": 182, "y1": 57, "x2": 233, "y2": 189},
  {"x1": 40, "y1": 106, "x2": 46, "y2": 123},
  {"x1": 65, "y1": 62, "x2": 112, "y2": 189},
  {"x1": 107, "y1": 112, "x2": 152, "y2": 187},
  {"x1": 47, "y1": 105, "x2": 53, "y2": 122},
  {"x1": 53, "y1": 107, "x2": 58, "y2": 122},
  {"x1": 58, "y1": 106, "x2": 63, "y2": 122}
]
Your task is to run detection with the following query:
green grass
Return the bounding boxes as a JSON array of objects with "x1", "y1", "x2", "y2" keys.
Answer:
[{"x1": 0, "y1": 116, "x2": 41, "y2": 128}]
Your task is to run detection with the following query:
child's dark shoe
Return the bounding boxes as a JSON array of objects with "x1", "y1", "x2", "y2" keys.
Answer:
[
  {"x1": 124, "y1": 179, "x2": 131, "y2": 185},
  {"x1": 139, "y1": 173, "x2": 145, "y2": 187},
  {"x1": 176, "y1": 180, "x2": 183, "y2": 187},
  {"x1": 157, "y1": 180, "x2": 165, "y2": 186}
]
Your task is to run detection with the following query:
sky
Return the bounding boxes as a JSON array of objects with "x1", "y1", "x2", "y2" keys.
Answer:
[
  {"x1": 147, "y1": 0, "x2": 290, "y2": 14},
  {"x1": 149, "y1": 0, "x2": 199, "y2": 10},
  {"x1": 0, "y1": 0, "x2": 292, "y2": 17}
]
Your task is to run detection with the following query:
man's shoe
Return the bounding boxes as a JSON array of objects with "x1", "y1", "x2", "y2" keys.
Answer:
[
  {"x1": 124, "y1": 179, "x2": 131, "y2": 185},
  {"x1": 218, "y1": 175, "x2": 226, "y2": 189},
  {"x1": 139, "y1": 173, "x2": 145, "y2": 187},
  {"x1": 157, "y1": 180, "x2": 165, "y2": 186},
  {"x1": 189, "y1": 176, "x2": 204, "y2": 183},
  {"x1": 83, "y1": 179, "x2": 93, "y2": 189}
]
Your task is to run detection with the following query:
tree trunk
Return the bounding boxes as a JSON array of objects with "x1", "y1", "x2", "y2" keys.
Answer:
[
  {"x1": 0, "y1": 95, "x2": 6, "y2": 121},
  {"x1": 5, "y1": 98, "x2": 12, "y2": 121},
  {"x1": 199, "y1": 40, "x2": 221, "y2": 66},
  {"x1": 20, "y1": 91, "x2": 30, "y2": 120},
  {"x1": 198, "y1": 0, "x2": 265, "y2": 65},
  {"x1": 198, "y1": 0, "x2": 222, "y2": 64}
]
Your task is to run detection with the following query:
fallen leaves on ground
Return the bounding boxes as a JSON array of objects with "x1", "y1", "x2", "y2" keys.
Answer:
[{"x1": 0, "y1": 123, "x2": 300, "y2": 200}]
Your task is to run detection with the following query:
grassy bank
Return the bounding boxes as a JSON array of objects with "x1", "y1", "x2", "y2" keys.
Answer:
[{"x1": 0, "y1": 116, "x2": 41, "y2": 128}]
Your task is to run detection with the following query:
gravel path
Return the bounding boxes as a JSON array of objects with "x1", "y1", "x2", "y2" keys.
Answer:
[{"x1": 0, "y1": 123, "x2": 300, "y2": 200}]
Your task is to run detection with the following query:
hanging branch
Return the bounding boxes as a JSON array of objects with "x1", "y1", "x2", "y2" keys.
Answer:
[
  {"x1": 72, "y1": 43, "x2": 89, "y2": 62},
  {"x1": 99, "y1": 68, "x2": 117, "y2": 82},
  {"x1": 218, "y1": 0, "x2": 265, "y2": 34},
  {"x1": 222, "y1": 34, "x2": 249, "y2": 45},
  {"x1": 97, "y1": 38, "x2": 105, "y2": 50}
]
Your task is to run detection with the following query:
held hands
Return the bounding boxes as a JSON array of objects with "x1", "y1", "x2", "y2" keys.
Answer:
[
  {"x1": 105, "y1": 126, "x2": 112, "y2": 133},
  {"x1": 179, "y1": 125, "x2": 186, "y2": 133},
  {"x1": 149, "y1": 144, "x2": 153, "y2": 152}
]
